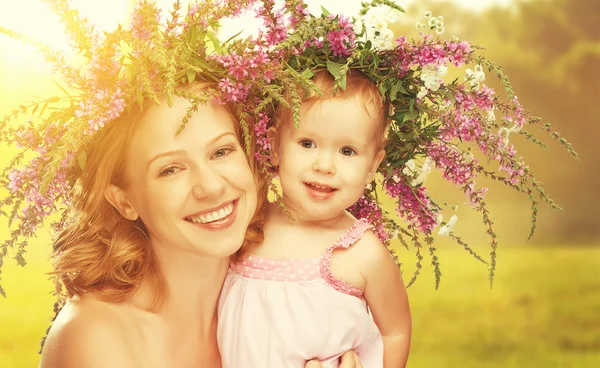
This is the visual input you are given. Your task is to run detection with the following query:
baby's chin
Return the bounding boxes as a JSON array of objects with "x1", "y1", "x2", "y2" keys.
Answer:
[{"x1": 295, "y1": 206, "x2": 350, "y2": 223}]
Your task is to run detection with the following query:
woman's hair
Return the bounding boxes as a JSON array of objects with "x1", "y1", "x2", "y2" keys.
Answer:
[{"x1": 52, "y1": 82, "x2": 268, "y2": 308}]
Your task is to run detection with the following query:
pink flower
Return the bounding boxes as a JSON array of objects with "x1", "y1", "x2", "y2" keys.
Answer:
[
  {"x1": 326, "y1": 16, "x2": 356, "y2": 57},
  {"x1": 348, "y1": 196, "x2": 390, "y2": 244},
  {"x1": 254, "y1": 113, "x2": 272, "y2": 163},
  {"x1": 384, "y1": 176, "x2": 438, "y2": 234}
]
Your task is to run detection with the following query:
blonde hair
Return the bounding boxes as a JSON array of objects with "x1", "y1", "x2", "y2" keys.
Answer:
[
  {"x1": 52, "y1": 83, "x2": 268, "y2": 308},
  {"x1": 274, "y1": 70, "x2": 391, "y2": 149}
]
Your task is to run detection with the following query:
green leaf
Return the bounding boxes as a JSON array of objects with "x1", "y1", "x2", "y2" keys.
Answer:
[
  {"x1": 301, "y1": 68, "x2": 314, "y2": 79},
  {"x1": 338, "y1": 73, "x2": 347, "y2": 90},
  {"x1": 398, "y1": 83, "x2": 409, "y2": 96},
  {"x1": 390, "y1": 80, "x2": 401, "y2": 101},
  {"x1": 378, "y1": 82, "x2": 387, "y2": 97},
  {"x1": 189, "y1": 26, "x2": 198, "y2": 47},
  {"x1": 53, "y1": 80, "x2": 72, "y2": 97},
  {"x1": 186, "y1": 70, "x2": 196, "y2": 84},
  {"x1": 403, "y1": 109, "x2": 419, "y2": 123},
  {"x1": 326, "y1": 61, "x2": 343, "y2": 78},
  {"x1": 206, "y1": 31, "x2": 222, "y2": 54},
  {"x1": 320, "y1": 5, "x2": 330, "y2": 16}
]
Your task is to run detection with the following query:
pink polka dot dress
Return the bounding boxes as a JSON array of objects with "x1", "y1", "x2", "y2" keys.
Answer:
[{"x1": 217, "y1": 219, "x2": 383, "y2": 368}]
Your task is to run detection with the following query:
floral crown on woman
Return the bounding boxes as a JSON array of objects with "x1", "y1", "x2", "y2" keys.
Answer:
[
  {"x1": 249, "y1": 0, "x2": 578, "y2": 287},
  {"x1": 0, "y1": 0, "x2": 305, "y2": 296}
]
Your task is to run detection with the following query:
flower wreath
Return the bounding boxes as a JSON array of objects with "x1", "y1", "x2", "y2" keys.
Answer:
[
  {"x1": 0, "y1": 0, "x2": 579, "y2": 298},
  {"x1": 0, "y1": 0, "x2": 307, "y2": 297},
  {"x1": 250, "y1": 0, "x2": 579, "y2": 287}
]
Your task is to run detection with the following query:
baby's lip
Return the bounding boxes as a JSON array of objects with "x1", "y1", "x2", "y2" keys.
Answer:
[{"x1": 304, "y1": 182, "x2": 337, "y2": 191}]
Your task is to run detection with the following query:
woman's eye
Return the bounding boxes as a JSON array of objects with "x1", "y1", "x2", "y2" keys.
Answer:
[
  {"x1": 340, "y1": 147, "x2": 357, "y2": 156},
  {"x1": 299, "y1": 140, "x2": 315, "y2": 149},
  {"x1": 213, "y1": 147, "x2": 233, "y2": 159},
  {"x1": 159, "y1": 166, "x2": 182, "y2": 177}
]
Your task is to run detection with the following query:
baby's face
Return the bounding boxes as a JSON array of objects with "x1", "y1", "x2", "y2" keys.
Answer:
[{"x1": 272, "y1": 96, "x2": 384, "y2": 221}]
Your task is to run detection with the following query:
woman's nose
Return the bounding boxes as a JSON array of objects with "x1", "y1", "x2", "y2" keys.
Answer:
[{"x1": 191, "y1": 165, "x2": 227, "y2": 199}]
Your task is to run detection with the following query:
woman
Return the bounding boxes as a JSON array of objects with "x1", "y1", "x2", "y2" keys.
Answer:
[{"x1": 38, "y1": 84, "x2": 361, "y2": 367}]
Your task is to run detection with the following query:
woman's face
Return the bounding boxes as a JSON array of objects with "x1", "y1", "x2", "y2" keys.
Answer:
[{"x1": 116, "y1": 97, "x2": 257, "y2": 259}]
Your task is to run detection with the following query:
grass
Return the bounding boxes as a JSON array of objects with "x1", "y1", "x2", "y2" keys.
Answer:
[{"x1": 1, "y1": 245, "x2": 599, "y2": 367}]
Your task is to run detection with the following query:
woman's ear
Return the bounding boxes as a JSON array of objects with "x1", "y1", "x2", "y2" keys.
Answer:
[
  {"x1": 104, "y1": 184, "x2": 139, "y2": 221},
  {"x1": 366, "y1": 149, "x2": 385, "y2": 185}
]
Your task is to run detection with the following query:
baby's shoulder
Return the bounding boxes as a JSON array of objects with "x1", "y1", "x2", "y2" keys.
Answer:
[{"x1": 332, "y1": 219, "x2": 391, "y2": 273}]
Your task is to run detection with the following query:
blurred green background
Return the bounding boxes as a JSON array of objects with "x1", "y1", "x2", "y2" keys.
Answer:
[{"x1": 1, "y1": 0, "x2": 599, "y2": 367}]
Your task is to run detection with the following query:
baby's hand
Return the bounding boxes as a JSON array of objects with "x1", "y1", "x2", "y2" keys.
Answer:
[{"x1": 304, "y1": 351, "x2": 364, "y2": 368}]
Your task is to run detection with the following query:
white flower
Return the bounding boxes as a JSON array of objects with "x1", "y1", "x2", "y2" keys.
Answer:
[
  {"x1": 465, "y1": 64, "x2": 486, "y2": 89},
  {"x1": 415, "y1": 22, "x2": 425, "y2": 30},
  {"x1": 438, "y1": 226, "x2": 451, "y2": 236},
  {"x1": 353, "y1": 18, "x2": 364, "y2": 35},
  {"x1": 498, "y1": 123, "x2": 522, "y2": 145},
  {"x1": 436, "y1": 26, "x2": 444, "y2": 35},
  {"x1": 361, "y1": 6, "x2": 400, "y2": 50},
  {"x1": 436, "y1": 213, "x2": 444, "y2": 224},
  {"x1": 428, "y1": 15, "x2": 444, "y2": 30},
  {"x1": 410, "y1": 156, "x2": 435, "y2": 186},
  {"x1": 486, "y1": 105, "x2": 496, "y2": 122},
  {"x1": 402, "y1": 159, "x2": 416, "y2": 176},
  {"x1": 462, "y1": 151, "x2": 475, "y2": 164},
  {"x1": 371, "y1": 28, "x2": 395, "y2": 50},
  {"x1": 363, "y1": 5, "x2": 400, "y2": 30},
  {"x1": 438, "y1": 215, "x2": 458, "y2": 236},
  {"x1": 417, "y1": 87, "x2": 428, "y2": 99},
  {"x1": 428, "y1": 17, "x2": 439, "y2": 28},
  {"x1": 420, "y1": 64, "x2": 448, "y2": 92}
]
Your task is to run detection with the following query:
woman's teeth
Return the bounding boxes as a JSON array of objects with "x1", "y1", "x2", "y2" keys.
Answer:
[{"x1": 188, "y1": 203, "x2": 234, "y2": 224}]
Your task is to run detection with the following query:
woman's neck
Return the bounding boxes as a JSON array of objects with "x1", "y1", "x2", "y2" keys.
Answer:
[{"x1": 134, "y1": 249, "x2": 230, "y2": 336}]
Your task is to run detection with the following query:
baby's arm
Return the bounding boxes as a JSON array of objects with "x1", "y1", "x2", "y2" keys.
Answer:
[{"x1": 357, "y1": 232, "x2": 412, "y2": 368}]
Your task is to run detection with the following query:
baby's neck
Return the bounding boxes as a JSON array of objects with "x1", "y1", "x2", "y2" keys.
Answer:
[{"x1": 273, "y1": 201, "x2": 346, "y2": 229}]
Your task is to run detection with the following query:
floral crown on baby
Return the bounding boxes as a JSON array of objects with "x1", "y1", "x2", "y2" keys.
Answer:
[{"x1": 250, "y1": 0, "x2": 578, "y2": 288}]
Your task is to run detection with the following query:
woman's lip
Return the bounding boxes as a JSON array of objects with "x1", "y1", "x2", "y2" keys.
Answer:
[
  {"x1": 186, "y1": 200, "x2": 238, "y2": 230},
  {"x1": 185, "y1": 199, "x2": 236, "y2": 219}
]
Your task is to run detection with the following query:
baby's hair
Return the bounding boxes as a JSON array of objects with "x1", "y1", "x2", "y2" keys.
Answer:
[{"x1": 274, "y1": 70, "x2": 391, "y2": 149}]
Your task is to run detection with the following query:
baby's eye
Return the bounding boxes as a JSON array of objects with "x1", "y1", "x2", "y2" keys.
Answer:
[
  {"x1": 159, "y1": 166, "x2": 182, "y2": 177},
  {"x1": 299, "y1": 140, "x2": 316, "y2": 149},
  {"x1": 213, "y1": 147, "x2": 234, "y2": 159},
  {"x1": 340, "y1": 147, "x2": 357, "y2": 156}
]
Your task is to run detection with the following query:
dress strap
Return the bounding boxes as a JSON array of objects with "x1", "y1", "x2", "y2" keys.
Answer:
[{"x1": 319, "y1": 218, "x2": 372, "y2": 297}]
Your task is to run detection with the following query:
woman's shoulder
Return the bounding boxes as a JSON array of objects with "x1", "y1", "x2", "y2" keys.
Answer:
[{"x1": 40, "y1": 296, "x2": 140, "y2": 367}]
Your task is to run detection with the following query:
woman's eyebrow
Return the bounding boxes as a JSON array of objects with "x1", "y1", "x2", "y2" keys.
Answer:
[{"x1": 146, "y1": 150, "x2": 186, "y2": 169}]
